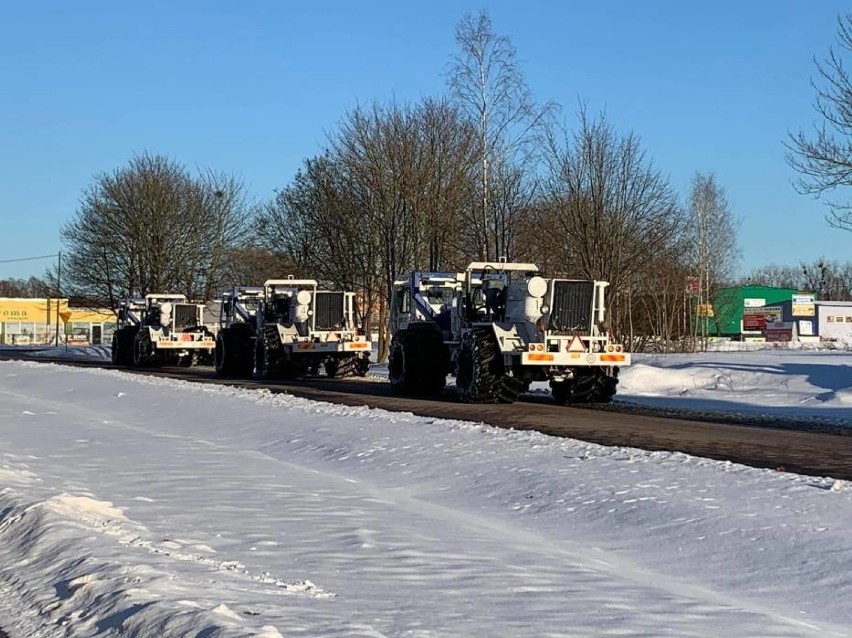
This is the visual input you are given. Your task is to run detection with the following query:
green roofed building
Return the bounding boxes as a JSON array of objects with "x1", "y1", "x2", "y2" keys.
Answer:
[{"x1": 709, "y1": 285, "x2": 804, "y2": 338}]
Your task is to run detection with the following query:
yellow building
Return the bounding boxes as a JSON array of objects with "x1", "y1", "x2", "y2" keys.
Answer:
[{"x1": 0, "y1": 298, "x2": 116, "y2": 345}]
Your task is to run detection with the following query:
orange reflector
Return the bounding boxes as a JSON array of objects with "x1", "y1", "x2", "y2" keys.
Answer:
[
  {"x1": 600, "y1": 354, "x2": 625, "y2": 362},
  {"x1": 528, "y1": 353, "x2": 554, "y2": 361},
  {"x1": 607, "y1": 344, "x2": 614, "y2": 352},
  {"x1": 349, "y1": 342, "x2": 368, "y2": 349}
]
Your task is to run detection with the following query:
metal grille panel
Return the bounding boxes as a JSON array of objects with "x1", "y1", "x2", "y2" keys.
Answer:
[
  {"x1": 173, "y1": 304, "x2": 199, "y2": 329},
  {"x1": 549, "y1": 281, "x2": 594, "y2": 334},
  {"x1": 314, "y1": 292, "x2": 345, "y2": 330}
]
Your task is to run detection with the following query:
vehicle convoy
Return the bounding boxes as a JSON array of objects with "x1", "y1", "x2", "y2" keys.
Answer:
[
  {"x1": 112, "y1": 294, "x2": 215, "y2": 368},
  {"x1": 254, "y1": 278, "x2": 371, "y2": 379},
  {"x1": 389, "y1": 262, "x2": 630, "y2": 404},
  {"x1": 214, "y1": 285, "x2": 264, "y2": 377},
  {"x1": 110, "y1": 297, "x2": 146, "y2": 365}
]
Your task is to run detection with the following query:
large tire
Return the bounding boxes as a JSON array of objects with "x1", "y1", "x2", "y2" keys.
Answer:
[
  {"x1": 258, "y1": 338, "x2": 280, "y2": 380},
  {"x1": 417, "y1": 331, "x2": 448, "y2": 394},
  {"x1": 324, "y1": 357, "x2": 340, "y2": 378},
  {"x1": 353, "y1": 354, "x2": 370, "y2": 377},
  {"x1": 132, "y1": 330, "x2": 157, "y2": 368},
  {"x1": 571, "y1": 370, "x2": 596, "y2": 403},
  {"x1": 389, "y1": 331, "x2": 447, "y2": 396},
  {"x1": 550, "y1": 380, "x2": 571, "y2": 405},
  {"x1": 591, "y1": 369, "x2": 618, "y2": 403},
  {"x1": 552, "y1": 369, "x2": 617, "y2": 405},
  {"x1": 498, "y1": 375, "x2": 525, "y2": 403},
  {"x1": 256, "y1": 324, "x2": 283, "y2": 380},
  {"x1": 326, "y1": 353, "x2": 371, "y2": 379},
  {"x1": 455, "y1": 328, "x2": 523, "y2": 404},
  {"x1": 254, "y1": 338, "x2": 265, "y2": 378},
  {"x1": 235, "y1": 333, "x2": 256, "y2": 377},
  {"x1": 570, "y1": 369, "x2": 617, "y2": 403},
  {"x1": 111, "y1": 332, "x2": 121, "y2": 365},
  {"x1": 215, "y1": 330, "x2": 234, "y2": 376},
  {"x1": 125, "y1": 327, "x2": 140, "y2": 365},
  {"x1": 388, "y1": 332, "x2": 411, "y2": 392},
  {"x1": 111, "y1": 327, "x2": 137, "y2": 366}
]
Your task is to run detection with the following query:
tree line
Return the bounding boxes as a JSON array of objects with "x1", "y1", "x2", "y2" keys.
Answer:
[{"x1": 14, "y1": 10, "x2": 849, "y2": 357}]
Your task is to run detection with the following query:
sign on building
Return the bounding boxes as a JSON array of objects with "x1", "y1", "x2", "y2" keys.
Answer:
[
  {"x1": 685, "y1": 276, "x2": 700, "y2": 295},
  {"x1": 792, "y1": 294, "x2": 815, "y2": 317},
  {"x1": 743, "y1": 314, "x2": 766, "y2": 330}
]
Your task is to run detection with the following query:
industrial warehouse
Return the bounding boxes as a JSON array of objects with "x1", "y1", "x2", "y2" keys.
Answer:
[{"x1": 708, "y1": 284, "x2": 852, "y2": 344}]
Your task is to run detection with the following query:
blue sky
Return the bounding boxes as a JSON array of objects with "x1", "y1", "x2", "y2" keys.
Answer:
[{"x1": 1, "y1": 0, "x2": 849, "y2": 280}]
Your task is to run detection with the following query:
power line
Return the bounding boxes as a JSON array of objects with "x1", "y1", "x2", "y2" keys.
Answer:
[{"x1": 0, "y1": 253, "x2": 60, "y2": 265}]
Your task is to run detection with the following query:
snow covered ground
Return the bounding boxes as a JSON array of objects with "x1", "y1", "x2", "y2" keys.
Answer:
[{"x1": 0, "y1": 348, "x2": 850, "y2": 636}]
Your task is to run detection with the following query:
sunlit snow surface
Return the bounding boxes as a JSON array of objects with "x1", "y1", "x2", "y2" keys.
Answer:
[{"x1": 0, "y1": 346, "x2": 850, "y2": 636}]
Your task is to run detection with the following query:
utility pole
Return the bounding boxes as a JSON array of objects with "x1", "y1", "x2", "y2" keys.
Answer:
[{"x1": 55, "y1": 251, "x2": 61, "y2": 346}]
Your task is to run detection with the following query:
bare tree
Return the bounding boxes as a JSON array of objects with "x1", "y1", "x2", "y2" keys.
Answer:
[
  {"x1": 447, "y1": 9, "x2": 555, "y2": 260},
  {"x1": 741, "y1": 264, "x2": 801, "y2": 289},
  {"x1": 331, "y1": 99, "x2": 479, "y2": 359},
  {"x1": 745, "y1": 259, "x2": 852, "y2": 301},
  {"x1": 258, "y1": 152, "x2": 383, "y2": 331},
  {"x1": 332, "y1": 101, "x2": 429, "y2": 361},
  {"x1": 800, "y1": 258, "x2": 852, "y2": 300},
  {"x1": 197, "y1": 170, "x2": 256, "y2": 301},
  {"x1": 218, "y1": 245, "x2": 290, "y2": 288},
  {"x1": 418, "y1": 97, "x2": 481, "y2": 268},
  {"x1": 258, "y1": 98, "x2": 479, "y2": 360},
  {"x1": 786, "y1": 14, "x2": 852, "y2": 231},
  {"x1": 0, "y1": 277, "x2": 49, "y2": 298},
  {"x1": 60, "y1": 153, "x2": 253, "y2": 310},
  {"x1": 687, "y1": 172, "x2": 739, "y2": 346},
  {"x1": 537, "y1": 108, "x2": 684, "y2": 339}
]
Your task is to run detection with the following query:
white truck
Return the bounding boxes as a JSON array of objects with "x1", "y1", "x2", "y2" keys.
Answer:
[
  {"x1": 255, "y1": 278, "x2": 371, "y2": 379},
  {"x1": 129, "y1": 294, "x2": 215, "y2": 367},
  {"x1": 389, "y1": 262, "x2": 630, "y2": 404}
]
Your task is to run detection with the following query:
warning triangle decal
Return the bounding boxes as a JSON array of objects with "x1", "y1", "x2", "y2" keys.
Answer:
[{"x1": 568, "y1": 336, "x2": 585, "y2": 352}]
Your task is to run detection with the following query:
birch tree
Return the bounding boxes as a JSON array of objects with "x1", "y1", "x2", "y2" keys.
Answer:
[
  {"x1": 447, "y1": 9, "x2": 554, "y2": 260},
  {"x1": 687, "y1": 172, "x2": 739, "y2": 346}
]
